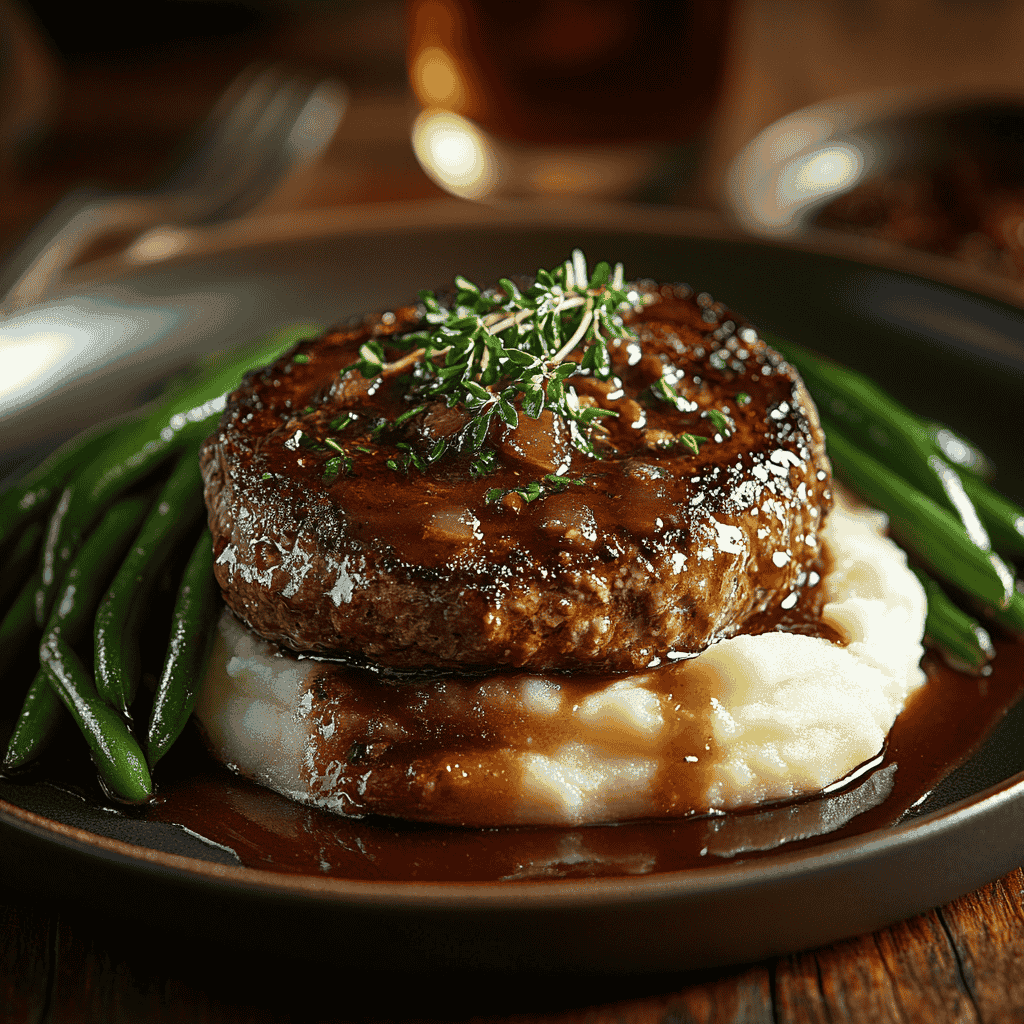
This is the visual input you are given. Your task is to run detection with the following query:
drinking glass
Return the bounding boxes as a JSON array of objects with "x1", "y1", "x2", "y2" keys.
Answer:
[{"x1": 406, "y1": 0, "x2": 733, "y2": 202}]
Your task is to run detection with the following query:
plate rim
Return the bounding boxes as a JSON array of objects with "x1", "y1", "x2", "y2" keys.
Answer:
[
  {"x1": 4, "y1": 764, "x2": 1024, "y2": 908},
  {"x1": 3, "y1": 201, "x2": 1023, "y2": 946},
  {"x1": 60, "y1": 197, "x2": 1024, "y2": 314}
]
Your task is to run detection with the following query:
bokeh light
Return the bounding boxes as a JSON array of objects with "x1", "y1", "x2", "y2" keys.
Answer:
[{"x1": 411, "y1": 109, "x2": 499, "y2": 200}]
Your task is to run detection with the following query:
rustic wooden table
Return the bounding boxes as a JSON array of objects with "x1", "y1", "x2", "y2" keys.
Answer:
[
  {"x1": 2, "y1": 14, "x2": 1023, "y2": 1022},
  {"x1": 3, "y1": 870, "x2": 1024, "y2": 1022}
]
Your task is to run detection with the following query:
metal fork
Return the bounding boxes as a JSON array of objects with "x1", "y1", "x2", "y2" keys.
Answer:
[{"x1": 0, "y1": 65, "x2": 348, "y2": 313}]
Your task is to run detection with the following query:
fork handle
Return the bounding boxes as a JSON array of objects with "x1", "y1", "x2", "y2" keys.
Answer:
[{"x1": 0, "y1": 188, "x2": 165, "y2": 314}]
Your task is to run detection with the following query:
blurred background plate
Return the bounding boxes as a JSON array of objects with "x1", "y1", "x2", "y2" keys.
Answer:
[
  {"x1": 1, "y1": 201, "x2": 1023, "y2": 974},
  {"x1": 724, "y1": 90, "x2": 1024, "y2": 301}
]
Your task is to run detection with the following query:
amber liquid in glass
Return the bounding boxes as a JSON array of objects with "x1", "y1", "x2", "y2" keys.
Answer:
[{"x1": 407, "y1": 0, "x2": 733, "y2": 147}]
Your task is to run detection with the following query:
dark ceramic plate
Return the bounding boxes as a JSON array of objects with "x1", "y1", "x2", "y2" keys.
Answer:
[{"x1": 1, "y1": 202, "x2": 1022, "y2": 974}]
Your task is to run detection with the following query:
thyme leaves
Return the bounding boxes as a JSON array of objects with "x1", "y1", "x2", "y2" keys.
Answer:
[{"x1": 352, "y1": 250, "x2": 640, "y2": 464}]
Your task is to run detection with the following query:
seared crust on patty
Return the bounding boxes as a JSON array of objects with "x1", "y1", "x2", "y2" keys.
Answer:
[{"x1": 200, "y1": 282, "x2": 832, "y2": 673}]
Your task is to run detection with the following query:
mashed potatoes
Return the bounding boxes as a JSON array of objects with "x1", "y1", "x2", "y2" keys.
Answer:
[{"x1": 194, "y1": 491, "x2": 926, "y2": 826}]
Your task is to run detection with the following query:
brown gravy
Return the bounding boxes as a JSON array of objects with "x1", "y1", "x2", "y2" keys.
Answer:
[
  {"x1": 137, "y1": 637, "x2": 1024, "y2": 882},
  {"x1": 206, "y1": 286, "x2": 833, "y2": 678}
]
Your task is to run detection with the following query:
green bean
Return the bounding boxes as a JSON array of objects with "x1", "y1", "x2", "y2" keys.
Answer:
[
  {"x1": 768, "y1": 332, "x2": 1024, "y2": 569},
  {"x1": 990, "y1": 590, "x2": 1024, "y2": 635},
  {"x1": 34, "y1": 421, "x2": 204, "y2": 628},
  {"x1": 40, "y1": 656, "x2": 152, "y2": 803},
  {"x1": 0, "y1": 522, "x2": 43, "y2": 613},
  {"x1": 909, "y1": 566, "x2": 995, "y2": 674},
  {"x1": 38, "y1": 495, "x2": 153, "y2": 800},
  {"x1": 38, "y1": 496, "x2": 152, "y2": 650},
  {"x1": 6, "y1": 495, "x2": 151, "y2": 788},
  {"x1": 94, "y1": 455, "x2": 206, "y2": 714},
  {"x1": 819, "y1": 415, "x2": 1015, "y2": 610},
  {"x1": 2, "y1": 323, "x2": 321, "y2": 777},
  {"x1": 4, "y1": 672, "x2": 64, "y2": 771},
  {"x1": 921, "y1": 421, "x2": 996, "y2": 481},
  {"x1": 33, "y1": 324, "x2": 319, "y2": 628},
  {"x1": 959, "y1": 471, "x2": 1024, "y2": 561},
  {"x1": 767, "y1": 333, "x2": 993, "y2": 550},
  {"x1": 0, "y1": 419, "x2": 126, "y2": 552},
  {"x1": 0, "y1": 323, "x2": 314, "y2": 556},
  {"x1": 777, "y1": 335, "x2": 1024, "y2": 638},
  {"x1": 147, "y1": 531, "x2": 220, "y2": 768}
]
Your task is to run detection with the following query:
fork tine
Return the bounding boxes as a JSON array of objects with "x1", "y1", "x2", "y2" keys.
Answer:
[
  {"x1": 157, "y1": 65, "x2": 287, "y2": 201},
  {"x1": 194, "y1": 74, "x2": 348, "y2": 223},
  {"x1": 201, "y1": 77, "x2": 309, "y2": 220},
  {"x1": 175, "y1": 72, "x2": 306, "y2": 220},
  {"x1": 0, "y1": 64, "x2": 347, "y2": 310},
  {"x1": 285, "y1": 79, "x2": 350, "y2": 161}
]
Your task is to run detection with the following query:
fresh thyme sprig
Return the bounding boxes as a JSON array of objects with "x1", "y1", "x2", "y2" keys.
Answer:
[
  {"x1": 350, "y1": 250, "x2": 642, "y2": 460},
  {"x1": 485, "y1": 473, "x2": 588, "y2": 505}
]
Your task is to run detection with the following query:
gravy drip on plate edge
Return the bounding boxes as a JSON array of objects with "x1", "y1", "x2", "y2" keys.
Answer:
[
  {"x1": 132, "y1": 637, "x2": 1024, "y2": 880},
  {"x1": 0, "y1": 639, "x2": 1020, "y2": 880}
]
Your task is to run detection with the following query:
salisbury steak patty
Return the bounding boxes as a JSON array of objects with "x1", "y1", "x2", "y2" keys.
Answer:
[{"x1": 201, "y1": 279, "x2": 832, "y2": 673}]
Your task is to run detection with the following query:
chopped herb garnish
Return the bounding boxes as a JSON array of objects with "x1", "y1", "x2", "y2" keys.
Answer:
[
  {"x1": 334, "y1": 253, "x2": 733, "y2": 500},
  {"x1": 298, "y1": 432, "x2": 326, "y2": 452},
  {"x1": 485, "y1": 473, "x2": 587, "y2": 505},
  {"x1": 355, "y1": 341, "x2": 385, "y2": 378},
  {"x1": 387, "y1": 442, "x2": 429, "y2": 475},
  {"x1": 678, "y1": 433, "x2": 710, "y2": 454},
  {"x1": 704, "y1": 408, "x2": 735, "y2": 438},
  {"x1": 470, "y1": 448, "x2": 498, "y2": 477},
  {"x1": 736, "y1": 391, "x2": 752, "y2": 406},
  {"x1": 651, "y1": 376, "x2": 699, "y2": 413},
  {"x1": 392, "y1": 404, "x2": 426, "y2": 428},
  {"x1": 292, "y1": 354, "x2": 310, "y2": 364},
  {"x1": 347, "y1": 250, "x2": 644, "y2": 464}
]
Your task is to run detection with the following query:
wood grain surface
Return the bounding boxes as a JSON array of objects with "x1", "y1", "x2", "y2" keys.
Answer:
[{"x1": 2, "y1": 869, "x2": 1024, "y2": 1021}]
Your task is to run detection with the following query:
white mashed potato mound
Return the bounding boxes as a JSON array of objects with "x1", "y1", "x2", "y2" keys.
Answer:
[{"x1": 195, "y1": 491, "x2": 927, "y2": 826}]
